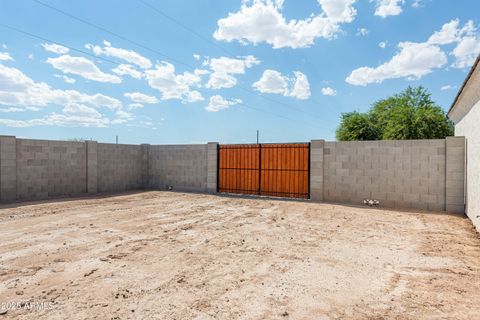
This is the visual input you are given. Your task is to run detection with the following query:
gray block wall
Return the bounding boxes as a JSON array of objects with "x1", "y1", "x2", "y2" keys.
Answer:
[
  {"x1": 15, "y1": 139, "x2": 87, "y2": 200},
  {"x1": 309, "y1": 139, "x2": 465, "y2": 212},
  {"x1": 148, "y1": 144, "x2": 208, "y2": 192},
  {"x1": 97, "y1": 143, "x2": 143, "y2": 193},
  {"x1": 445, "y1": 137, "x2": 466, "y2": 213},
  {"x1": 310, "y1": 140, "x2": 324, "y2": 201},
  {"x1": 207, "y1": 142, "x2": 218, "y2": 193},
  {"x1": 0, "y1": 136, "x2": 16, "y2": 202},
  {"x1": 0, "y1": 136, "x2": 467, "y2": 215}
]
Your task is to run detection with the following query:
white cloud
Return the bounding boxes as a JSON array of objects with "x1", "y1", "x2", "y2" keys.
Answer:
[
  {"x1": 193, "y1": 54, "x2": 201, "y2": 60},
  {"x1": 379, "y1": 41, "x2": 387, "y2": 48},
  {"x1": 0, "y1": 103, "x2": 111, "y2": 128},
  {"x1": 428, "y1": 19, "x2": 462, "y2": 45},
  {"x1": 452, "y1": 36, "x2": 480, "y2": 69},
  {"x1": 319, "y1": 0, "x2": 357, "y2": 23},
  {"x1": 0, "y1": 52, "x2": 13, "y2": 61},
  {"x1": 203, "y1": 55, "x2": 260, "y2": 89},
  {"x1": 86, "y1": 41, "x2": 152, "y2": 69},
  {"x1": 54, "y1": 74, "x2": 76, "y2": 84},
  {"x1": 356, "y1": 28, "x2": 370, "y2": 36},
  {"x1": 28, "y1": 53, "x2": 34, "y2": 60},
  {"x1": 344, "y1": 20, "x2": 479, "y2": 86},
  {"x1": 112, "y1": 64, "x2": 144, "y2": 79},
  {"x1": 205, "y1": 95, "x2": 242, "y2": 112},
  {"x1": 213, "y1": 0, "x2": 357, "y2": 49},
  {"x1": 253, "y1": 69, "x2": 311, "y2": 99},
  {"x1": 321, "y1": 86, "x2": 337, "y2": 96},
  {"x1": 0, "y1": 63, "x2": 122, "y2": 111},
  {"x1": 346, "y1": 42, "x2": 447, "y2": 86},
  {"x1": 374, "y1": 0, "x2": 404, "y2": 18},
  {"x1": 289, "y1": 71, "x2": 311, "y2": 99},
  {"x1": 412, "y1": 0, "x2": 421, "y2": 8},
  {"x1": 127, "y1": 103, "x2": 144, "y2": 110},
  {"x1": 124, "y1": 92, "x2": 159, "y2": 104},
  {"x1": 47, "y1": 55, "x2": 121, "y2": 83},
  {"x1": 41, "y1": 43, "x2": 70, "y2": 54},
  {"x1": 441, "y1": 85, "x2": 453, "y2": 91},
  {"x1": 0, "y1": 107, "x2": 25, "y2": 112},
  {"x1": 145, "y1": 62, "x2": 204, "y2": 103}
]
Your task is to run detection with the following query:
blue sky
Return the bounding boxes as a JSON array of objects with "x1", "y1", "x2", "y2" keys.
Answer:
[{"x1": 0, "y1": 0, "x2": 479, "y2": 144}]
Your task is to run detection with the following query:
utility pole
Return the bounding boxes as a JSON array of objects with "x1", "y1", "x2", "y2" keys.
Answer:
[
  {"x1": 256, "y1": 130, "x2": 259, "y2": 144},
  {"x1": 116, "y1": 135, "x2": 118, "y2": 144}
]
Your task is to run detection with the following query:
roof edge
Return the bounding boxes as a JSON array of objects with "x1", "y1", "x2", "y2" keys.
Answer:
[{"x1": 448, "y1": 54, "x2": 480, "y2": 117}]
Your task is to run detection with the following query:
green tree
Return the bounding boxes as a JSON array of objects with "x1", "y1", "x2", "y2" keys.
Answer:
[{"x1": 336, "y1": 86, "x2": 454, "y2": 141}]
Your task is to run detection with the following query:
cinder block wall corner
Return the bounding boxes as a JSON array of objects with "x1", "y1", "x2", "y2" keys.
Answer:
[
  {"x1": 310, "y1": 139, "x2": 325, "y2": 202},
  {"x1": 0, "y1": 135, "x2": 17, "y2": 203},
  {"x1": 206, "y1": 142, "x2": 218, "y2": 194},
  {"x1": 445, "y1": 136, "x2": 466, "y2": 214}
]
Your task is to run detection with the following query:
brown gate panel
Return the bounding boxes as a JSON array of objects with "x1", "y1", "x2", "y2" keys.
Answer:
[{"x1": 218, "y1": 143, "x2": 310, "y2": 199}]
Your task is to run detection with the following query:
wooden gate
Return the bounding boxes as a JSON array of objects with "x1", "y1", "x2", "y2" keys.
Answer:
[{"x1": 217, "y1": 143, "x2": 310, "y2": 199}]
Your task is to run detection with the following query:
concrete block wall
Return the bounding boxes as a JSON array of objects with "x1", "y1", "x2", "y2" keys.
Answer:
[
  {"x1": 0, "y1": 136, "x2": 16, "y2": 202},
  {"x1": 86, "y1": 141, "x2": 98, "y2": 194},
  {"x1": 15, "y1": 139, "x2": 87, "y2": 200},
  {"x1": 206, "y1": 142, "x2": 218, "y2": 193},
  {"x1": 445, "y1": 137, "x2": 466, "y2": 213},
  {"x1": 148, "y1": 144, "x2": 208, "y2": 192},
  {"x1": 310, "y1": 140, "x2": 324, "y2": 201},
  {"x1": 310, "y1": 139, "x2": 465, "y2": 212},
  {"x1": 97, "y1": 143, "x2": 143, "y2": 193}
]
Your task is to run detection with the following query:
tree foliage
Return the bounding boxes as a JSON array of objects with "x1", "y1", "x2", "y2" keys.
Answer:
[{"x1": 336, "y1": 86, "x2": 454, "y2": 141}]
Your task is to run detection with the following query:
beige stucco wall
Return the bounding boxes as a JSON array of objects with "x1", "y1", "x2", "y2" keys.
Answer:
[{"x1": 455, "y1": 100, "x2": 480, "y2": 232}]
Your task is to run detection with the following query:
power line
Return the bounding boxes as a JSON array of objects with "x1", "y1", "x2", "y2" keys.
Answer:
[
  {"x1": 30, "y1": 0, "x2": 332, "y2": 124},
  {"x1": 134, "y1": 0, "x2": 340, "y2": 120},
  {"x1": 31, "y1": 0, "x2": 193, "y2": 69},
  {"x1": 136, "y1": 0, "x2": 236, "y2": 57},
  {"x1": 0, "y1": 23, "x2": 323, "y2": 130},
  {"x1": 0, "y1": 23, "x2": 123, "y2": 67}
]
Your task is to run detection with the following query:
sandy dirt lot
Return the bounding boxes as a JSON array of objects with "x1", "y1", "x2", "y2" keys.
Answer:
[{"x1": 0, "y1": 191, "x2": 479, "y2": 319}]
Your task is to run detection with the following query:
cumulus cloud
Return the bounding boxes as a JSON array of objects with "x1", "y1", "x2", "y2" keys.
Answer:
[
  {"x1": 345, "y1": 19, "x2": 480, "y2": 86},
  {"x1": 145, "y1": 62, "x2": 204, "y2": 103},
  {"x1": 356, "y1": 28, "x2": 369, "y2": 36},
  {"x1": 346, "y1": 42, "x2": 447, "y2": 86},
  {"x1": 41, "y1": 43, "x2": 70, "y2": 54},
  {"x1": 213, "y1": 0, "x2": 357, "y2": 49},
  {"x1": 47, "y1": 55, "x2": 121, "y2": 83},
  {"x1": 112, "y1": 64, "x2": 144, "y2": 79},
  {"x1": 253, "y1": 69, "x2": 311, "y2": 99},
  {"x1": 0, "y1": 63, "x2": 122, "y2": 111},
  {"x1": 379, "y1": 41, "x2": 387, "y2": 48},
  {"x1": 0, "y1": 52, "x2": 13, "y2": 61},
  {"x1": 374, "y1": 0, "x2": 404, "y2": 18},
  {"x1": 203, "y1": 55, "x2": 260, "y2": 89},
  {"x1": 321, "y1": 86, "x2": 337, "y2": 96},
  {"x1": 205, "y1": 95, "x2": 242, "y2": 112},
  {"x1": 54, "y1": 74, "x2": 76, "y2": 84},
  {"x1": 86, "y1": 41, "x2": 152, "y2": 69},
  {"x1": 124, "y1": 92, "x2": 159, "y2": 104}
]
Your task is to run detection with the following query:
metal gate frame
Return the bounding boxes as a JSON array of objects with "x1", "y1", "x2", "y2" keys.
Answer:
[{"x1": 216, "y1": 143, "x2": 310, "y2": 199}]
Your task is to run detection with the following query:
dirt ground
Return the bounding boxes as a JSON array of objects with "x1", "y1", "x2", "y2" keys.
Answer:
[{"x1": 0, "y1": 192, "x2": 479, "y2": 319}]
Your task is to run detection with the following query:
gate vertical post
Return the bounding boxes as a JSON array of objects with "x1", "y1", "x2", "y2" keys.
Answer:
[
  {"x1": 207, "y1": 142, "x2": 219, "y2": 194},
  {"x1": 258, "y1": 144, "x2": 262, "y2": 195},
  {"x1": 310, "y1": 139, "x2": 325, "y2": 202}
]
